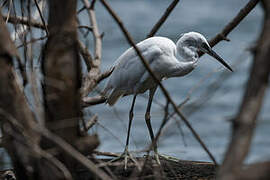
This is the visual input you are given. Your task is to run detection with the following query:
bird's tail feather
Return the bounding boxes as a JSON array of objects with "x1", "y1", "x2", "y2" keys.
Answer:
[{"x1": 107, "y1": 90, "x2": 123, "y2": 106}]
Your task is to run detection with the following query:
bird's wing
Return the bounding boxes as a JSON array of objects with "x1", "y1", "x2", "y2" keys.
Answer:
[
  {"x1": 138, "y1": 50, "x2": 181, "y2": 84},
  {"x1": 104, "y1": 44, "x2": 163, "y2": 95}
]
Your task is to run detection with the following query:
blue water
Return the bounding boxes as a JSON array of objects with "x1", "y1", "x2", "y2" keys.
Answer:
[{"x1": 81, "y1": 0, "x2": 270, "y2": 164}]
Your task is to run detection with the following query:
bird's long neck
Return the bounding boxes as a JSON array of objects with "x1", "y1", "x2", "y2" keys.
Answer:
[
  {"x1": 167, "y1": 38, "x2": 199, "y2": 77},
  {"x1": 168, "y1": 59, "x2": 197, "y2": 77}
]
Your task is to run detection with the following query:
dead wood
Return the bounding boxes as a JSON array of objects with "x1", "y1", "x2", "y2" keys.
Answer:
[{"x1": 218, "y1": 1, "x2": 270, "y2": 179}]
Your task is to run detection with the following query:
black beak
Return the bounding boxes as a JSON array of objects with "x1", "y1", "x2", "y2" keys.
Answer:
[{"x1": 207, "y1": 48, "x2": 233, "y2": 72}]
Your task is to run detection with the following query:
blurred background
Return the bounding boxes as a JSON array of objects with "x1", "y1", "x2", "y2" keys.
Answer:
[{"x1": 80, "y1": 0, "x2": 269, "y2": 164}]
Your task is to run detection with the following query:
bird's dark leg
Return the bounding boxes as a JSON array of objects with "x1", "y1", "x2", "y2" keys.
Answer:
[
  {"x1": 123, "y1": 94, "x2": 137, "y2": 169},
  {"x1": 145, "y1": 87, "x2": 160, "y2": 164},
  {"x1": 109, "y1": 95, "x2": 138, "y2": 170},
  {"x1": 125, "y1": 94, "x2": 136, "y2": 150}
]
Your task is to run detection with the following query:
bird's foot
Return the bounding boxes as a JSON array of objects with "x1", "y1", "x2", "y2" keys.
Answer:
[
  {"x1": 123, "y1": 148, "x2": 129, "y2": 170},
  {"x1": 154, "y1": 152, "x2": 161, "y2": 165},
  {"x1": 144, "y1": 152, "x2": 180, "y2": 165},
  {"x1": 109, "y1": 148, "x2": 140, "y2": 170},
  {"x1": 158, "y1": 153, "x2": 180, "y2": 162},
  {"x1": 143, "y1": 151, "x2": 161, "y2": 166}
]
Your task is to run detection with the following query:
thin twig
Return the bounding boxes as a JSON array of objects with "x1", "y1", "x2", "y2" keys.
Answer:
[
  {"x1": 82, "y1": 95, "x2": 106, "y2": 107},
  {"x1": 84, "y1": 114, "x2": 98, "y2": 131},
  {"x1": 147, "y1": 0, "x2": 180, "y2": 38},
  {"x1": 96, "y1": 121, "x2": 125, "y2": 147},
  {"x1": 97, "y1": 67, "x2": 114, "y2": 84},
  {"x1": 17, "y1": 35, "x2": 47, "y2": 48},
  {"x1": 81, "y1": 68, "x2": 114, "y2": 107},
  {"x1": 0, "y1": 108, "x2": 112, "y2": 180},
  {"x1": 78, "y1": 25, "x2": 93, "y2": 31},
  {"x1": 0, "y1": 106, "x2": 72, "y2": 179},
  {"x1": 156, "y1": 0, "x2": 260, "y2": 149},
  {"x1": 3, "y1": 13, "x2": 96, "y2": 82},
  {"x1": 81, "y1": 0, "x2": 103, "y2": 97},
  {"x1": 218, "y1": 1, "x2": 269, "y2": 179},
  {"x1": 157, "y1": 0, "x2": 260, "y2": 145},
  {"x1": 93, "y1": 150, "x2": 119, "y2": 157},
  {"x1": 26, "y1": 0, "x2": 46, "y2": 126},
  {"x1": 33, "y1": 0, "x2": 49, "y2": 35},
  {"x1": 99, "y1": 0, "x2": 217, "y2": 165},
  {"x1": 5, "y1": 0, "x2": 12, "y2": 24},
  {"x1": 40, "y1": 128, "x2": 112, "y2": 180},
  {"x1": 199, "y1": 0, "x2": 260, "y2": 57},
  {"x1": 3, "y1": 14, "x2": 95, "y2": 33},
  {"x1": 3, "y1": 14, "x2": 45, "y2": 29},
  {"x1": 78, "y1": 40, "x2": 93, "y2": 72}
]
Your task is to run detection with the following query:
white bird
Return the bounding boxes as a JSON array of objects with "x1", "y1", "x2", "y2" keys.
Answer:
[{"x1": 103, "y1": 32, "x2": 232, "y2": 167}]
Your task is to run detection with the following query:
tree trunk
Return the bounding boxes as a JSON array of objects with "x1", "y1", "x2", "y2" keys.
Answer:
[
  {"x1": 218, "y1": 1, "x2": 270, "y2": 179},
  {"x1": 41, "y1": 0, "x2": 83, "y2": 178}
]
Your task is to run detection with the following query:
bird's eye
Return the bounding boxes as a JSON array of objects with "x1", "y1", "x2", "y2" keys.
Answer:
[{"x1": 202, "y1": 42, "x2": 210, "y2": 50}]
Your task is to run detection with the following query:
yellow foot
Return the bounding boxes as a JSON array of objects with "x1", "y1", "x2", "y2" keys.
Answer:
[
  {"x1": 158, "y1": 154, "x2": 180, "y2": 162},
  {"x1": 154, "y1": 153, "x2": 161, "y2": 165},
  {"x1": 109, "y1": 149, "x2": 141, "y2": 170}
]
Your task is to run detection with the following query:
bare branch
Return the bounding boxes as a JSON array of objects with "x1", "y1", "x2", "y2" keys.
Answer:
[
  {"x1": 78, "y1": 40, "x2": 93, "y2": 71},
  {"x1": 218, "y1": 1, "x2": 270, "y2": 179},
  {"x1": 82, "y1": 95, "x2": 107, "y2": 107},
  {"x1": 17, "y1": 35, "x2": 47, "y2": 49},
  {"x1": 0, "y1": 108, "x2": 73, "y2": 180},
  {"x1": 1, "y1": 108, "x2": 111, "y2": 180},
  {"x1": 81, "y1": 68, "x2": 113, "y2": 107},
  {"x1": 237, "y1": 162, "x2": 270, "y2": 180},
  {"x1": 78, "y1": 25, "x2": 93, "y2": 31},
  {"x1": 3, "y1": 13, "x2": 95, "y2": 79},
  {"x1": 81, "y1": 0, "x2": 103, "y2": 97},
  {"x1": 199, "y1": 0, "x2": 260, "y2": 57},
  {"x1": 33, "y1": 0, "x2": 49, "y2": 35},
  {"x1": 0, "y1": 11, "x2": 44, "y2": 179},
  {"x1": 93, "y1": 150, "x2": 119, "y2": 158},
  {"x1": 83, "y1": 114, "x2": 98, "y2": 132},
  {"x1": 96, "y1": 67, "x2": 114, "y2": 84},
  {"x1": 40, "y1": 127, "x2": 112, "y2": 180},
  {"x1": 147, "y1": 0, "x2": 180, "y2": 38},
  {"x1": 3, "y1": 14, "x2": 45, "y2": 29}
]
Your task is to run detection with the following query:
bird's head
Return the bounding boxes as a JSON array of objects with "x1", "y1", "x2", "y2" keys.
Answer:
[{"x1": 177, "y1": 32, "x2": 233, "y2": 72}]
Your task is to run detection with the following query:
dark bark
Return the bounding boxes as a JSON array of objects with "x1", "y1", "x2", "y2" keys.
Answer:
[
  {"x1": 0, "y1": 10, "x2": 45, "y2": 180},
  {"x1": 218, "y1": 1, "x2": 270, "y2": 179},
  {"x1": 42, "y1": 0, "x2": 83, "y2": 178},
  {"x1": 42, "y1": 0, "x2": 81, "y2": 143}
]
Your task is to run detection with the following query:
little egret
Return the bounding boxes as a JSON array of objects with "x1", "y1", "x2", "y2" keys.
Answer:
[{"x1": 103, "y1": 32, "x2": 232, "y2": 167}]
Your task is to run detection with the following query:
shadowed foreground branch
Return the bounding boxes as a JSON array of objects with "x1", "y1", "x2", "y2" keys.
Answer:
[
  {"x1": 0, "y1": 10, "x2": 61, "y2": 180},
  {"x1": 218, "y1": 1, "x2": 270, "y2": 179},
  {"x1": 41, "y1": 0, "x2": 103, "y2": 179}
]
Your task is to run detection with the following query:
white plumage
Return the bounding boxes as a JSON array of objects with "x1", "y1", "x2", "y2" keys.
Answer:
[{"x1": 103, "y1": 32, "x2": 232, "y2": 167}]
